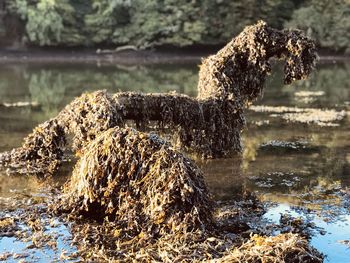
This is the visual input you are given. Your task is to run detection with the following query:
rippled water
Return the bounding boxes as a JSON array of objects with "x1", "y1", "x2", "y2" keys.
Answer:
[{"x1": 0, "y1": 61, "x2": 349, "y2": 262}]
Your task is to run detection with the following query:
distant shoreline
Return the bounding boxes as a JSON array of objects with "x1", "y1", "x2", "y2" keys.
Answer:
[{"x1": 0, "y1": 48, "x2": 348, "y2": 65}]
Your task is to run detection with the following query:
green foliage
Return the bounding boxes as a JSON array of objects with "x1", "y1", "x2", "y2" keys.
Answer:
[
  {"x1": 286, "y1": 0, "x2": 350, "y2": 53},
  {"x1": 84, "y1": 0, "x2": 130, "y2": 45},
  {"x1": 9, "y1": 0, "x2": 84, "y2": 45},
  {"x1": 12, "y1": 0, "x2": 63, "y2": 45},
  {"x1": 3, "y1": 0, "x2": 349, "y2": 52},
  {"x1": 7, "y1": 65, "x2": 196, "y2": 113},
  {"x1": 132, "y1": 0, "x2": 206, "y2": 47},
  {"x1": 85, "y1": 0, "x2": 207, "y2": 47}
]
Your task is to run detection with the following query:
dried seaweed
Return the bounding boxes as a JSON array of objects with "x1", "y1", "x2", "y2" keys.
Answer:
[
  {"x1": 0, "y1": 20, "x2": 322, "y2": 262},
  {"x1": 197, "y1": 20, "x2": 316, "y2": 103},
  {"x1": 220, "y1": 233, "x2": 323, "y2": 263},
  {"x1": 46, "y1": 128, "x2": 322, "y2": 262},
  {"x1": 53, "y1": 127, "x2": 213, "y2": 238},
  {"x1": 0, "y1": 119, "x2": 66, "y2": 175},
  {"x1": 57, "y1": 90, "x2": 123, "y2": 152},
  {"x1": 0, "y1": 22, "x2": 320, "y2": 260},
  {"x1": 51, "y1": 194, "x2": 323, "y2": 262},
  {"x1": 0, "y1": 21, "x2": 316, "y2": 175},
  {"x1": 0, "y1": 173, "x2": 322, "y2": 262}
]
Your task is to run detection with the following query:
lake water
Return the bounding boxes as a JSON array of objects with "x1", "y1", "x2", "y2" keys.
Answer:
[{"x1": 0, "y1": 60, "x2": 349, "y2": 262}]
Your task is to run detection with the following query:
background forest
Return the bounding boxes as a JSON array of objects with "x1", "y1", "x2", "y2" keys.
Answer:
[{"x1": 0, "y1": 0, "x2": 349, "y2": 53}]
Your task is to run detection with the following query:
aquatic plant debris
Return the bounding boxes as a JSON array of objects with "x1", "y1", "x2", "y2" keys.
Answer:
[
  {"x1": 53, "y1": 127, "x2": 213, "y2": 238},
  {"x1": 249, "y1": 105, "x2": 346, "y2": 126},
  {"x1": 0, "y1": 119, "x2": 66, "y2": 174},
  {"x1": 220, "y1": 233, "x2": 323, "y2": 262},
  {"x1": 0, "y1": 191, "x2": 323, "y2": 262},
  {"x1": 48, "y1": 127, "x2": 322, "y2": 262},
  {"x1": 0, "y1": 21, "x2": 317, "y2": 175},
  {"x1": 0, "y1": 21, "x2": 320, "y2": 262},
  {"x1": 0, "y1": 205, "x2": 78, "y2": 262},
  {"x1": 294, "y1": 91, "x2": 325, "y2": 104}
]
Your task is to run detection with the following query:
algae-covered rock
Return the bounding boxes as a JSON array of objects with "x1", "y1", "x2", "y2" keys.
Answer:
[
  {"x1": 0, "y1": 21, "x2": 317, "y2": 174},
  {"x1": 57, "y1": 90, "x2": 123, "y2": 151},
  {"x1": 0, "y1": 119, "x2": 66, "y2": 175},
  {"x1": 197, "y1": 21, "x2": 316, "y2": 104},
  {"x1": 55, "y1": 127, "x2": 213, "y2": 238}
]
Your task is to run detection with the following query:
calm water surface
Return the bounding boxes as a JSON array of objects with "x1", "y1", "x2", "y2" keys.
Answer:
[{"x1": 0, "y1": 61, "x2": 349, "y2": 262}]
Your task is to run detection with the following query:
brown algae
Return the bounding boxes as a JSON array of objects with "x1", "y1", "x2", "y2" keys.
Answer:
[
  {"x1": 54, "y1": 127, "x2": 213, "y2": 238},
  {"x1": 0, "y1": 21, "x2": 317, "y2": 175},
  {"x1": 220, "y1": 233, "x2": 323, "y2": 263},
  {"x1": 0, "y1": 21, "x2": 322, "y2": 262},
  {"x1": 47, "y1": 127, "x2": 322, "y2": 262}
]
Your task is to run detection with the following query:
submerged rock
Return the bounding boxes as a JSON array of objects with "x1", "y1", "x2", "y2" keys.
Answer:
[{"x1": 259, "y1": 140, "x2": 321, "y2": 154}]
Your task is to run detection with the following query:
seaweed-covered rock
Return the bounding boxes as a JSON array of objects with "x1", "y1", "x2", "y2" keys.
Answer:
[
  {"x1": 0, "y1": 119, "x2": 66, "y2": 175},
  {"x1": 197, "y1": 20, "x2": 316, "y2": 104},
  {"x1": 58, "y1": 90, "x2": 124, "y2": 151},
  {"x1": 0, "y1": 21, "x2": 317, "y2": 174},
  {"x1": 56, "y1": 127, "x2": 213, "y2": 238}
]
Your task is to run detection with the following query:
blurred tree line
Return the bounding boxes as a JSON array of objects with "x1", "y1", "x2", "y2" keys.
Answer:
[{"x1": 0, "y1": 0, "x2": 349, "y2": 53}]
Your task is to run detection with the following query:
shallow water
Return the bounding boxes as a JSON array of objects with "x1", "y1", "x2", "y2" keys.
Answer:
[{"x1": 0, "y1": 61, "x2": 349, "y2": 262}]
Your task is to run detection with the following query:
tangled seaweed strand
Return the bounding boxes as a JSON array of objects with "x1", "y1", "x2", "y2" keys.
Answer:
[
  {"x1": 64, "y1": 225, "x2": 323, "y2": 262},
  {"x1": 54, "y1": 127, "x2": 213, "y2": 239},
  {"x1": 0, "y1": 21, "x2": 316, "y2": 175}
]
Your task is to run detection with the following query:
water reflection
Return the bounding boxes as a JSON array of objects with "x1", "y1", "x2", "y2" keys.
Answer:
[
  {"x1": 265, "y1": 204, "x2": 350, "y2": 263},
  {"x1": 260, "y1": 62, "x2": 350, "y2": 108},
  {"x1": 0, "y1": 64, "x2": 198, "y2": 118},
  {"x1": 27, "y1": 70, "x2": 66, "y2": 116},
  {"x1": 0, "y1": 63, "x2": 198, "y2": 149}
]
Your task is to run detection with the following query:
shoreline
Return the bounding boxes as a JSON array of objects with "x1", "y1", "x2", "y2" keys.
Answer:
[{"x1": 0, "y1": 49, "x2": 349, "y2": 65}]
